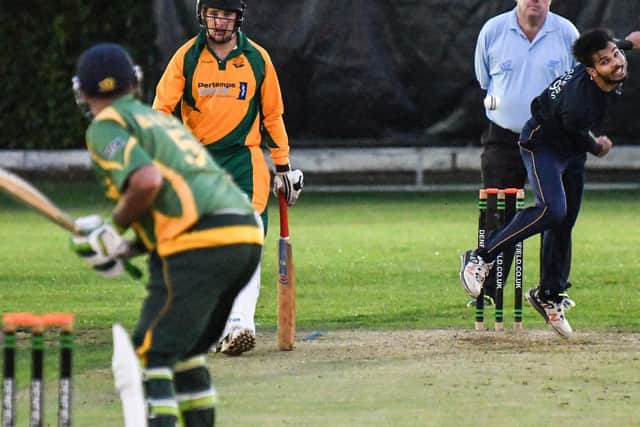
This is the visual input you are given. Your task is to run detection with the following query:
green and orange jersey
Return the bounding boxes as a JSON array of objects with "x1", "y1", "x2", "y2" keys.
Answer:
[
  {"x1": 152, "y1": 30, "x2": 290, "y2": 168},
  {"x1": 85, "y1": 95, "x2": 262, "y2": 256}
]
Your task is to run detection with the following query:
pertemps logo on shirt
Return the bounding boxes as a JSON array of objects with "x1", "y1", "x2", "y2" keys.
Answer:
[
  {"x1": 197, "y1": 81, "x2": 249, "y2": 100},
  {"x1": 198, "y1": 81, "x2": 236, "y2": 96}
]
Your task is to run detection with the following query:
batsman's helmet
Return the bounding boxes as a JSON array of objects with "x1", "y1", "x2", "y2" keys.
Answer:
[
  {"x1": 73, "y1": 43, "x2": 141, "y2": 99},
  {"x1": 72, "y1": 43, "x2": 142, "y2": 118},
  {"x1": 197, "y1": 0, "x2": 246, "y2": 33}
]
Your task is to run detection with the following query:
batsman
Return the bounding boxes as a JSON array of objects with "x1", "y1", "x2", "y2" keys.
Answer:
[{"x1": 70, "y1": 42, "x2": 263, "y2": 426}]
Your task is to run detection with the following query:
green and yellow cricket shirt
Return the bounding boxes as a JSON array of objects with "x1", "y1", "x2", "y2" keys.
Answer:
[
  {"x1": 153, "y1": 31, "x2": 289, "y2": 213},
  {"x1": 85, "y1": 95, "x2": 263, "y2": 256}
]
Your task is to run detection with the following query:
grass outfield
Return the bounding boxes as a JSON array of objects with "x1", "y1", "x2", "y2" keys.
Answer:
[{"x1": 1, "y1": 183, "x2": 639, "y2": 425}]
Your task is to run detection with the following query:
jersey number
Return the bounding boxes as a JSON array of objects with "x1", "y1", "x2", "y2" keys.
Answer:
[{"x1": 168, "y1": 129, "x2": 208, "y2": 168}]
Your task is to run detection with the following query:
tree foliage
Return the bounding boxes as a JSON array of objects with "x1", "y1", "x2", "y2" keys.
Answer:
[{"x1": 0, "y1": 1, "x2": 155, "y2": 149}]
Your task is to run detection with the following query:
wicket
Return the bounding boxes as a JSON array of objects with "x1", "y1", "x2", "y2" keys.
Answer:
[
  {"x1": 2, "y1": 312, "x2": 74, "y2": 427},
  {"x1": 475, "y1": 188, "x2": 524, "y2": 331}
]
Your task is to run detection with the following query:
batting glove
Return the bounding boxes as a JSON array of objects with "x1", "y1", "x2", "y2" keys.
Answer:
[
  {"x1": 70, "y1": 215, "x2": 131, "y2": 278},
  {"x1": 272, "y1": 166, "x2": 304, "y2": 206}
]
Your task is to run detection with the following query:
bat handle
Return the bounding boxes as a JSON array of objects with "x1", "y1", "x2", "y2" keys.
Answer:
[
  {"x1": 123, "y1": 259, "x2": 143, "y2": 280},
  {"x1": 278, "y1": 193, "x2": 289, "y2": 238}
]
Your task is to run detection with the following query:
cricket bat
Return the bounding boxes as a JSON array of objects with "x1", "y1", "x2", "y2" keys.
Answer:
[
  {"x1": 0, "y1": 167, "x2": 80, "y2": 233},
  {"x1": 277, "y1": 193, "x2": 296, "y2": 351},
  {"x1": 0, "y1": 167, "x2": 143, "y2": 278}
]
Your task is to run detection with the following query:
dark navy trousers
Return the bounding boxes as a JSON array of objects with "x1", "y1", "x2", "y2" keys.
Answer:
[{"x1": 482, "y1": 141, "x2": 586, "y2": 299}]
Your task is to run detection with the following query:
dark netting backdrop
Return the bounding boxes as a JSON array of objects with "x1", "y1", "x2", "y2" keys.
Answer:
[
  {"x1": 154, "y1": 1, "x2": 640, "y2": 147},
  {"x1": 1, "y1": 1, "x2": 638, "y2": 149}
]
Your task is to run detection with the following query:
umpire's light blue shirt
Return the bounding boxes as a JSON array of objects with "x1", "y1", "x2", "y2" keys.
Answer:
[{"x1": 474, "y1": 8, "x2": 578, "y2": 134}]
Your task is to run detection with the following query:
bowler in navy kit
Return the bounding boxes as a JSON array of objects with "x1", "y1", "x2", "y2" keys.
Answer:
[{"x1": 460, "y1": 28, "x2": 640, "y2": 338}]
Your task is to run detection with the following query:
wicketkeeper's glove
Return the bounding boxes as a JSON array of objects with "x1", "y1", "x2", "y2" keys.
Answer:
[
  {"x1": 70, "y1": 215, "x2": 141, "y2": 279},
  {"x1": 272, "y1": 166, "x2": 304, "y2": 206}
]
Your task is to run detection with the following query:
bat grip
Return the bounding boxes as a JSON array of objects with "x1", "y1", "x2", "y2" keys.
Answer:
[
  {"x1": 123, "y1": 259, "x2": 143, "y2": 280},
  {"x1": 278, "y1": 193, "x2": 289, "y2": 238}
]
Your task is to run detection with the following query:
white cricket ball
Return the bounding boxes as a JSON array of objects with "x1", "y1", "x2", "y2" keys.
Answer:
[{"x1": 483, "y1": 95, "x2": 500, "y2": 111}]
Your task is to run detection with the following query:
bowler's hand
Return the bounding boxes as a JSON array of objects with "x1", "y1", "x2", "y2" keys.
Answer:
[
  {"x1": 625, "y1": 31, "x2": 640, "y2": 49},
  {"x1": 596, "y1": 136, "x2": 613, "y2": 157}
]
